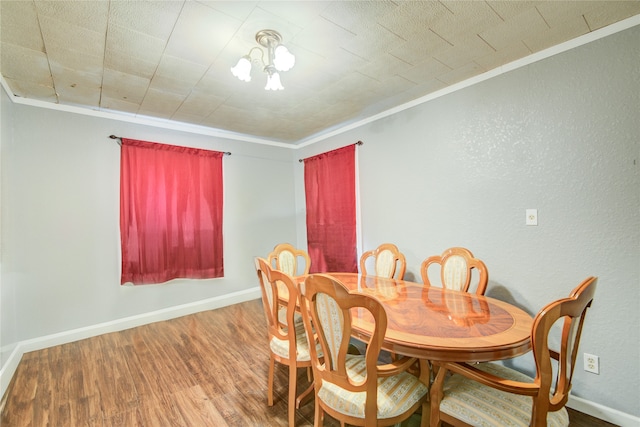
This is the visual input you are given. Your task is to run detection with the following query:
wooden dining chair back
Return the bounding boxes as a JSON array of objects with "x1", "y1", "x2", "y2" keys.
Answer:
[
  {"x1": 299, "y1": 274, "x2": 428, "y2": 427},
  {"x1": 254, "y1": 257, "x2": 314, "y2": 427},
  {"x1": 359, "y1": 243, "x2": 407, "y2": 280},
  {"x1": 420, "y1": 247, "x2": 488, "y2": 295},
  {"x1": 268, "y1": 243, "x2": 311, "y2": 276},
  {"x1": 430, "y1": 276, "x2": 597, "y2": 427}
]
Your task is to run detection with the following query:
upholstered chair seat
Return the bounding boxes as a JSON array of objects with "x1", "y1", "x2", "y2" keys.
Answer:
[
  {"x1": 318, "y1": 354, "x2": 427, "y2": 421},
  {"x1": 439, "y1": 362, "x2": 569, "y2": 427},
  {"x1": 270, "y1": 320, "x2": 320, "y2": 362}
]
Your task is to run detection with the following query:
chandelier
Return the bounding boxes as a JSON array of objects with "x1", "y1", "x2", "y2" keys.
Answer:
[{"x1": 230, "y1": 29, "x2": 295, "y2": 91}]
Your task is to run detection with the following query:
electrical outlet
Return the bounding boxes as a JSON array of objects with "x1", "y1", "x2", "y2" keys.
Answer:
[
  {"x1": 526, "y1": 209, "x2": 538, "y2": 226},
  {"x1": 583, "y1": 353, "x2": 599, "y2": 374}
]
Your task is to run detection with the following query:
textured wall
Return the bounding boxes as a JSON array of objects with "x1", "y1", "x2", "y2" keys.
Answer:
[
  {"x1": 0, "y1": 77, "x2": 18, "y2": 368},
  {"x1": 294, "y1": 25, "x2": 639, "y2": 417}
]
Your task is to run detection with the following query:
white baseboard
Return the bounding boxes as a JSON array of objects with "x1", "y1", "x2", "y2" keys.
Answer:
[
  {"x1": 568, "y1": 395, "x2": 640, "y2": 427},
  {"x1": 0, "y1": 287, "x2": 261, "y2": 399}
]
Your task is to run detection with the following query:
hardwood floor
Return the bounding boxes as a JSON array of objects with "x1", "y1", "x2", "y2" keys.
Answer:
[{"x1": 1, "y1": 299, "x2": 618, "y2": 426}]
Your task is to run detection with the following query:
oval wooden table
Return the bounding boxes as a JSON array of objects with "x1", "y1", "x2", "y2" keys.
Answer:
[{"x1": 304, "y1": 273, "x2": 534, "y2": 363}]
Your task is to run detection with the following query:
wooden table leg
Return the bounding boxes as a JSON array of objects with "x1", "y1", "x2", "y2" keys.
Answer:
[{"x1": 295, "y1": 382, "x2": 315, "y2": 409}]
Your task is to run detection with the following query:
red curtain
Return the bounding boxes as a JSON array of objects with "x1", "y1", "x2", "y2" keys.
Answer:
[
  {"x1": 304, "y1": 144, "x2": 357, "y2": 273},
  {"x1": 120, "y1": 138, "x2": 224, "y2": 285}
]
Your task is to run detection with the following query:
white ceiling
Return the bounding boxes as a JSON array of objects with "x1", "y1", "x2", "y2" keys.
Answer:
[{"x1": 1, "y1": 1, "x2": 639, "y2": 144}]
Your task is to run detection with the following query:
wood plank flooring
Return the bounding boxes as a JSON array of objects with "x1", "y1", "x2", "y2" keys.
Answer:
[{"x1": 0, "y1": 299, "x2": 618, "y2": 426}]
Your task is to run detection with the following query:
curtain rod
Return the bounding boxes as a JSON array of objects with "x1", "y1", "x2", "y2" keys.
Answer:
[
  {"x1": 298, "y1": 140, "x2": 363, "y2": 163},
  {"x1": 109, "y1": 135, "x2": 231, "y2": 156}
]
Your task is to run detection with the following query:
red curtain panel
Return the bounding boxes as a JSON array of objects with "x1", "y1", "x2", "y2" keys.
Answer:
[
  {"x1": 120, "y1": 139, "x2": 224, "y2": 285},
  {"x1": 304, "y1": 144, "x2": 357, "y2": 273}
]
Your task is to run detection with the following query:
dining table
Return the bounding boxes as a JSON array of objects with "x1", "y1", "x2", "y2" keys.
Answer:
[{"x1": 293, "y1": 273, "x2": 534, "y2": 370}]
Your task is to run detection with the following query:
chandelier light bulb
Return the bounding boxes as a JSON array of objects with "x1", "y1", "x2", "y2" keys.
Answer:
[
  {"x1": 231, "y1": 56, "x2": 252, "y2": 82},
  {"x1": 273, "y1": 45, "x2": 295, "y2": 72},
  {"x1": 265, "y1": 71, "x2": 284, "y2": 91}
]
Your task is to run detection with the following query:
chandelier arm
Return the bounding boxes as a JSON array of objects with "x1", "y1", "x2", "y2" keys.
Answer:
[{"x1": 247, "y1": 46, "x2": 266, "y2": 68}]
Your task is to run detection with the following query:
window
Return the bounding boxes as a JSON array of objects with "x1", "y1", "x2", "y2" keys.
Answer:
[
  {"x1": 303, "y1": 144, "x2": 357, "y2": 272},
  {"x1": 120, "y1": 139, "x2": 224, "y2": 285}
]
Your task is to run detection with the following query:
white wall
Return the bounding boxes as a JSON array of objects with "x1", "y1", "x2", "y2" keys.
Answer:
[
  {"x1": 0, "y1": 100, "x2": 298, "y2": 355},
  {"x1": 0, "y1": 86, "x2": 17, "y2": 368},
  {"x1": 294, "y1": 25, "x2": 639, "y2": 418}
]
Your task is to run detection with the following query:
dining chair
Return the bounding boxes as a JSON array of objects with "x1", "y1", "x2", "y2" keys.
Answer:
[
  {"x1": 429, "y1": 276, "x2": 597, "y2": 427},
  {"x1": 298, "y1": 273, "x2": 429, "y2": 427},
  {"x1": 359, "y1": 243, "x2": 407, "y2": 280},
  {"x1": 268, "y1": 243, "x2": 311, "y2": 276},
  {"x1": 254, "y1": 257, "x2": 315, "y2": 427},
  {"x1": 420, "y1": 247, "x2": 488, "y2": 295}
]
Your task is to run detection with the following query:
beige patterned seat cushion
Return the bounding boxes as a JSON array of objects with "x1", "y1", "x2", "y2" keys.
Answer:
[
  {"x1": 270, "y1": 320, "x2": 319, "y2": 361},
  {"x1": 318, "y1": 354, "x2": 428, "y2": 420},
  {"x1": 440, "y1": 362, "x2": 569, "y2": 427},
  {"x1": 277, "y1": 307, "x2": 302, "y2": 325}
]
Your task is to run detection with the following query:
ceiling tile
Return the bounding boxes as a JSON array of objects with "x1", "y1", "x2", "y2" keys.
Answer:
[
  {"x1": 583, "y1": 1, "x2": 640, "y2": 30},
  {"x1": 523, "y1": 17, "x2": 590, "y2": 53},
  {"x1": 475, "y1": 42, "x2": 531, "y2": 71},
  {"x1": 39, "y1": 15, "x2": 106, "y2": 58},
  {"x1": 138, "y1": 88, "x2": 186, "y2": 119},
  {"x1": 358, "y1": 53, "x2": 413, "y2": 82},
  {"x1": 196, "y1": 1, "x2": 259, "y2": 21},
  {"x1": 433, "y1": 35, "x2": 495, "y2": 70},
  {"x1": 371, "y1": 74, "x2": 416, "y2": 99},
  {"x1": 109, "y1": 0, "x2": 183, "y2": 40},
  {"x1": 149, "y1": 74, "x2": 197, "y2": 98},
  {"x1": 102, "y1": 69, "x2": 150, "y2": 105},
  {"x1": 377, "y1": 1, "x2": 452, "y2": 40},
  {"x1": 105, "y1": 25, "x2": 166, "y2": 78},
  {"x1": 400, "y1": 58, "x2": 451, "y2": 85},
  {"x1": 486, "y1": 1, "x2": 540, "y2": 20},
  {"x1": 438, "y1": 61, "x2": 486, "y2": 85},
  {"x1": 164, "y1": 1, "x2": 243, "y2": 66},
  {"x1": 3, "y1": 77, "x2": 57, "y2": 101},
  {"x1": 155, "y1": 55, "x2": 208, "y2": 84},
  {"x1": 100, "y1": 96, "x2": 143, "y2": 115},
  {"x1": 410, "y1": 78, "x2": 448, "y2": 98},
  {"x1": 319, "y1": 72, "x2": 379, "y2": 103},
  {"x1": 1, "y1": 43, "x2": 53, "y2": 86},
  {"x1": 257, "y1": 1, "x2": 330, "y2": 26},
  {"x1": 34, "y1": 0, "x2": 109, "y2": 32},
  {"x1": 479, "y1": 7, "x2": 549, "y2": 51},
  {"x1": 47, "y1": 48, "x2": 103, "y2": 76},
  {"x1": 1, "y1": 1, "x2": 44, "y2": 52},
  {"x1": 104, "y1": 49, "x2": 159, "y2": 82},
  {"x1": 292, "y1": 16, "x2": 356, "y2": 56},
  {"x1": 56, "y1": 82, "x2": 101, "y2": 107},
  {"x1": 433, "y1": 1, "x2": 503, "y2": 42},
  {"x1": 51, "y1": 68, "x2": 102, "y2": 90},
  {"x1": 320, "y1": 0, "x2": 398, "y2": 33},
  {"x1": 173, "y1": 90, "x2": 226, "y2": 118},
  {"x1": 341, "y1": 23, "x2": 407, "y2": 60}
]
